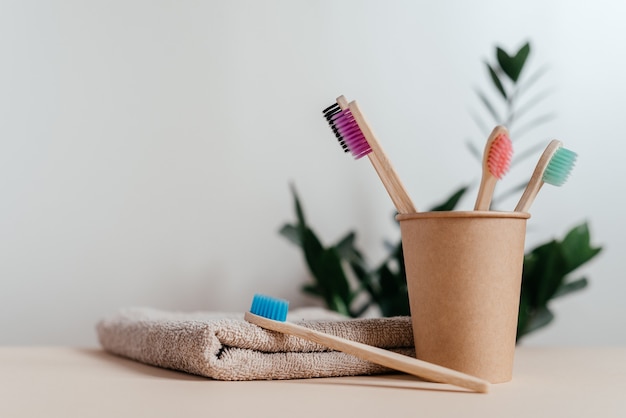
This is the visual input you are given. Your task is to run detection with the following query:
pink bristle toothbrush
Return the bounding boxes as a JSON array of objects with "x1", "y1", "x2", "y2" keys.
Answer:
[
  {"x1": 514, "y1": 139, "x2": 577, "y2": 213},
  {"x1": 246, "y1": 294, "x2": 490, "y2": 393},
  {"x1": 323, "y1": 96, "x2": 417, "y2": 214},
  {"x1": 474, "y1": 125, "x2": 513, "y2": 210}
]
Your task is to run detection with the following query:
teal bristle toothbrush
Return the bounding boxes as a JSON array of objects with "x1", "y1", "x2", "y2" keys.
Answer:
[
  {"x1": 245, "y1": 294, "x2": 490, "y2": 393},
  {"x1": 322, "y1": 96, "x2": 417, "y2": 214},
  {"x1": 474, "y1": 125, "x2": 513, "y2": 210},
  {"x1": 514, "y1": 139, "x2": 577, "y2": 213}
]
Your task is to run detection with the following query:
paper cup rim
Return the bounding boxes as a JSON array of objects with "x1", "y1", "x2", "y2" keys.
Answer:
[{"x1": 396, "y1": 211, "x2": 531, "y2": 221}]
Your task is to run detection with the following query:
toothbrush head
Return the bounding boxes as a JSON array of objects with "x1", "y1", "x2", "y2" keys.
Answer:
[
  {"x1": 322, "y1": 102, "x2": 372, "y2": 159},
  {"x1": 249, "y1": 294, "x2": 289, "y2": 322},
  {"x1": 543, "y1": 146, "x2": 577, "y2": 186},
  {"x1": 513, "y1": 139, "x2": 577, "y2": 213},
  {"x1": 486, "y1": 132, "x2": 513, "y2": 179}
]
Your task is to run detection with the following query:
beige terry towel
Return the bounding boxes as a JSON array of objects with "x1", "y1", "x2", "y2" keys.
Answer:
[{"x1": 97, "y1": 307, "x2": 415, "y2": 380}]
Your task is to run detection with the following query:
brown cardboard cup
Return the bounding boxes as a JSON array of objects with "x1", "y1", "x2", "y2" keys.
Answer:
[{"x1": 396, "y1": 211, "x2": 530, "y2": 383}]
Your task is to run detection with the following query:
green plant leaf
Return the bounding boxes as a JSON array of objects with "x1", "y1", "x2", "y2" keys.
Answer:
[
  {"x1": 475, "y1": 89, "x2": 502, "y2": 123},
  {"x1": 350, "y1": 259, "x2": 373, "y2": 289},
  {"x1": 497, "y1": 42, "x2": 531, "y2": 82},
  {"x1": 486, "y1": 62, "x2": 507, "y2": 99},
  {"x1": 553, "y1": 277, "x2": 588, "y2": 299},
  {"x1": 377, "y1": 263, "x2": 410, "y2": 316},
  {"x1": 512, "y1": 112, "x2": 558, "y2": 138},
  {"x1": 290, "y1": 184, "x2": 307, "y2": 230},
  {"x1": 300, "y1": 227, "x2": 327, "y2": 278},
  {"x1": 334, "y1": 231, "x2": 366, "y2": 265},
  {"x1": 509, "y1": 88, "x2": 554, "y2": 125},
  {"x1": 302, "y1": 283, "x2": 322, "y2": 297},
  {"x1": 514, "y1": 64, "x2": 549, "y2": 99},
  {"x1": 429, "y1": 185, "x2": 469, "y2": 211},
  {"x1": 283, "y1": 185, "x2": 356, "y2": 317},
  {"x1": 330, "y1": 292, "x2": 351, "y2": 317},
  {"x1": 279, "y1": 224, "x2": 301, "y2": 247},
  {"x1": 560, "y1": 222, "x2": 603, "y2": 273},
  {"x1": 517, "y1": 291, "x2": 531, "y2": 338},
  {"x1": 307, "y1": 244, "x2": 353, "y2": 316},
  {"x1": 525, "y1": 306, "x2": 555, "y2": 335},
  {"x1": 517, "y1": 221, "x2": 602, "y2": 341},
  {"x1": 527, "y1": 240, "x2": 568, "y2": 306}
]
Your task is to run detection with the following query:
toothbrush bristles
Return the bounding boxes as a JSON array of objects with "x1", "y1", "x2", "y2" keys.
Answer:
[
  {"x1": 487, "y1": 133, "x2": 513, "y2": 179},
  {"x1": 322, "y1": 103, "x2": 372, "y2": 159},
  {"x1": 250, "y1": 294, "x2": 289, "y2": 322},
  {"x1": 543, "y1": 147, "x2": 577, "y2": 186},
  {"x1": 323, "y1": 103, "x2": 350, "y2": 153},
  {"x1": 322, "y1": 103, "x2": 339, "y2": 115}
]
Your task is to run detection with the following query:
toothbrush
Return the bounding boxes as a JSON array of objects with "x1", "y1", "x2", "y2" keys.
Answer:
[
  {"x1": 514, "y1": 139, "x2": 577, "y2": 213},
  {"x1": 322, "y1": 96, "x2": 417, "y2": 214},
  {"x1": 473, "y1": 125, "x2": 513, "y2": 210},
  {"x1": 245, "y1": 294, "x2": 490, "y2": 393}
]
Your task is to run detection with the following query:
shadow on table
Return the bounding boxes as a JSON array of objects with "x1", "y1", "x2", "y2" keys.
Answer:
[
  {"x1": 75, "y1": 348, "x2": 206, "y2": 381},
  {"x1": 291, "y1": 373, "x2": 484, "y2": 394}
]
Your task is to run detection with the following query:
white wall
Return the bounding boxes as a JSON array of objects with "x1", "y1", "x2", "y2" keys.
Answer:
[{"x1": 1, "y1": 0, "x2": 622, "y2": 346}]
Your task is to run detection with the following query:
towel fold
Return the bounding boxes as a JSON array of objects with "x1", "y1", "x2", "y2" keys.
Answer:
[{"x1": 97, "y1": 307, "x2": 415, "y2": 380}]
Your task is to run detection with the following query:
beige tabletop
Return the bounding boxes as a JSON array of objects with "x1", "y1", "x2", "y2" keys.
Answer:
[{"x1": 1, "y1": 346, "x2": 625, "y2": 417}]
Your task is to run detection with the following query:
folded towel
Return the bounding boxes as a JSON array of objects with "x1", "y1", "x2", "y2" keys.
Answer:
[{"x1": 97, "y1": 307, "x2": 415, "y2": 380}]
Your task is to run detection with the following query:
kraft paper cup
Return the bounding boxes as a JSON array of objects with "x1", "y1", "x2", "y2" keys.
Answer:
[{"x1": 396, "y1": 211, "x2": 530, "y2": 383}]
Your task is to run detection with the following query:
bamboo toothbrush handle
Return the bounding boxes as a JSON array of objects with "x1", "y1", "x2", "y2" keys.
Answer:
[
  {"x1": 336, "y1": 96, "x2": 417, "y2": 214},
  {"x1": 336, "y1": 95, "x2": 349, "y2": 109},
  {"x1": 474, "y1": 176, "x2": 498, "y2": 211},
  {"x1": 244, "y1": 312, "x2": 489, "y2": 393},
  {"x1": 513, "y1": 178, "x2": 544, "y2": 213},
  {"x1": 514, "y1": 139, "x2": 563, "y2": 213}
]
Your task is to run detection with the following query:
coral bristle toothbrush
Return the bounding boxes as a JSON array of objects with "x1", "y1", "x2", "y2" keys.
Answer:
[
  {"x1": 514, "y1": 139, "x2": 577, "y2": 213},
  {"x1": 245, "y1": 294, "x2": 490, "y2": 393},
  {"x1": 473, "y1": 125, "x2": 513, "y2": 210},
  {"x1": 322, "y1": 96, "x2": 417, "y2": 214}
]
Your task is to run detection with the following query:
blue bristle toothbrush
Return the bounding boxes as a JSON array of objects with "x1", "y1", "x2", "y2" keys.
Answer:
[
  {"x1": 322, "y1": 96, "x2": 417, "y2": 214},
  {"x1": 514, "y1": 139, "x2": 577, "y2": 213},
  {"x1": 244, "y1": 294, "x2": 490, "y2": 393}
]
